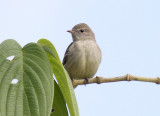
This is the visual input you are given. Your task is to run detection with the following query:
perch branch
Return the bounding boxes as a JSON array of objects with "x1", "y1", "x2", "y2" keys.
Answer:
[{"x1": 72, "y1": 74, "x2": 160, "y2": 87}]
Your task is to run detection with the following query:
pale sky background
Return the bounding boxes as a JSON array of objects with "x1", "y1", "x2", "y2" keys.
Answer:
[{"x1": 0, "y1": 0, "x2": 160, "y2": 116}]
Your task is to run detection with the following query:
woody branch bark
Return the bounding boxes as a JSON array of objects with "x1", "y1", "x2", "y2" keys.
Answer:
[{"x1": 72, "y1": 74, "x2": 160, "y2": 87}]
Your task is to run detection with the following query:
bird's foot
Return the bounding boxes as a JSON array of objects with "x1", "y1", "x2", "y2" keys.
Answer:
[
  {"x1": 84, "y1": 78, "x2": 89, "y2": 84},
  {"x1": 70, "y1": 77, "x2": 74, "y2": 81},
  {"x1": 71, "y1": 77, "x2": 75, "y2": 85},
  {"x1": 71, "y1": 78, "x2": 77, "y2": 88}
]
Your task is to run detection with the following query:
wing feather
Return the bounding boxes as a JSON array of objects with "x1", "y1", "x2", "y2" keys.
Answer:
[{"x1": 62, "y1": 42, "x2": 74, "y2": 65}]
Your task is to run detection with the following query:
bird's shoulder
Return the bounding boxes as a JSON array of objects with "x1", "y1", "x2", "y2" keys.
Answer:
[
  {"x1": 62, "y1": 42, "x2": 74, "y2": 65},
  {"x1": 62, "y1": 40, "x2": 99, "y2": 65},
  {"x1": 62, "y1": 41, "x2": 85, "y2": 65}
]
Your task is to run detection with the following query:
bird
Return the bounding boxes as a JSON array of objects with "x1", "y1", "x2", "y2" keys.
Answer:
[{"x1": 63, "y1": 23, "x2": 102, "y2": 87}]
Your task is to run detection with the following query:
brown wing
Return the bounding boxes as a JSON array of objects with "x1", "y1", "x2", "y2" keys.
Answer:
[{"x1": 62, "y1": 42, "x2": 73, "y2": 65}]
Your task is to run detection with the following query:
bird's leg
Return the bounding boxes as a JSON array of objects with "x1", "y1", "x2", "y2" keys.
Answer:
[
  {"x1": 70, "y1": 77, "x2": 74, "y2": 81},
  {"x1": 70, "y1": 77, "x2": 75, "y2": 85},
  {"x1": 84, "y1": 77, "x2": 89, "y2": 84},
  {"x1": 70, "y1": 77, "x2": 76, "y2": 88}
]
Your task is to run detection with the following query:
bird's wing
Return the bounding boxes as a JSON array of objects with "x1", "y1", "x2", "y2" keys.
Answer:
[{"x1": 62, "y1": 42, "x2": 74, "y2": 65}]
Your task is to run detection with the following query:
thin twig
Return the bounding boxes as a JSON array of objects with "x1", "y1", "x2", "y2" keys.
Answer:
[{"x1": 72, "y1": 74, "x2": 160, "y2": 87}]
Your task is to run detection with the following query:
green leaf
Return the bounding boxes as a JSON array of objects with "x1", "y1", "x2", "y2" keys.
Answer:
[
  {"x1": 51, "y1": 81, "x2": 68, "y2": 116},
  {"x1": 0, "y1": 39, "x2": 54, "y2": 116},
  {"x1": 37, "y1": 39, "x2": 79, "y2": 116}
]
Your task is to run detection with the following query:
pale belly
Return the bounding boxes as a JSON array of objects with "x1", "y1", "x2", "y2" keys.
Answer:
[{"x1": 64, "y1": 40, "x2": 102, "y2": 79}]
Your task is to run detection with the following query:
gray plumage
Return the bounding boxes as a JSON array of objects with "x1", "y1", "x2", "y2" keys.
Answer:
[{"x1": 63, "y1": 23, "x2": 102, "y2": 80}]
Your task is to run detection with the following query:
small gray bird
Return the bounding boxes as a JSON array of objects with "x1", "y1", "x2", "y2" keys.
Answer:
[{"x1": 63, "y1": 23, "x2": 102, "y2": 87}]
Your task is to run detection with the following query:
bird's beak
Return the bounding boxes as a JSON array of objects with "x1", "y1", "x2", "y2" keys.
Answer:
[{"x1": 67, "y1": 30, "x2": 74, "y2": 34}]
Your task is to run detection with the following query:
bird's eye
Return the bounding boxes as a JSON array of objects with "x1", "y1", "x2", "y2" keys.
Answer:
[{"x1": 80, "y1": 29, "x2": 85, "y2": 33}]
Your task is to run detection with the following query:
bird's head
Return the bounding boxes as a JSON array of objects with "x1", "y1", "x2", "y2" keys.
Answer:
[{"x1": 67, "y1": 23, "x2": 95, "y2": 41}]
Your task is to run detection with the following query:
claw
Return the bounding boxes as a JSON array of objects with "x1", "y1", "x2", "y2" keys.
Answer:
[
  {"x1": 70, "y1": 77, "x2": 74, "y2": 81},
  {"x1": 84, "y1": 78, "x2": 89, "y2": 84}
]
